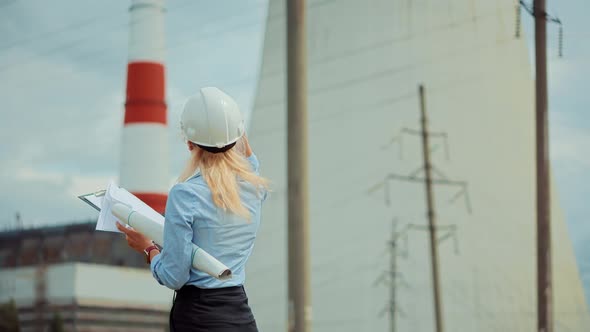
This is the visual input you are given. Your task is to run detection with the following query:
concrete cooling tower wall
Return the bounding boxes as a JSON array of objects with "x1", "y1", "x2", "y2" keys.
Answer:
[{"x1": 246, "y1": 0, "x2": 590, "y2": 331}]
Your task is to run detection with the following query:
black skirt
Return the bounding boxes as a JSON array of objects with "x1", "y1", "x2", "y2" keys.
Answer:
[{"x1": 170, "y1": 285, "x2": 259, "y2": 332}]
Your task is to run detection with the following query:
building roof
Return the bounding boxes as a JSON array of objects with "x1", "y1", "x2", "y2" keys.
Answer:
[{"x1": 0, "y1": 222, "x2": 145, "y2": 269}]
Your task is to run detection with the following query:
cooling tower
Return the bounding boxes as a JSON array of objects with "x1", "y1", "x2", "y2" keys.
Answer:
[{"x1": 246, "y1": 0, "x2": 590, "y2": 331}]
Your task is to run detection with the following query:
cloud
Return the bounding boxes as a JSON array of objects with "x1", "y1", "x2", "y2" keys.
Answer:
[
  {"x1": 550, "y1": 112, "x2": 590, "y2": 306},
  {"x1": 0, "y1": 50, "x2": 123, "y2": 167},
  {"x1": 0, "y1": 44, "x2": 124, "y2": 225},
  {"x1": 551, "y1": 116, "x2": 590, "y2": 170},
  {"x1": 0, "y1": 1, "x2": 267, "y2": 228}
]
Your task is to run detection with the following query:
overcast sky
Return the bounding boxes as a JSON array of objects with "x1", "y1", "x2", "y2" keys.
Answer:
[
  {"x1": 0, "y1": 0, "x2": 267, "y2": 226},
  {"x1": 0, "y1": 0, "x2": 588, "y2": 305}
]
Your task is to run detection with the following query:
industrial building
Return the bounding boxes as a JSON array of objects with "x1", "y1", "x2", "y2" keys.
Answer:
[{"x1": 0, "y1": 222, "x2": 172, "y2": 331}]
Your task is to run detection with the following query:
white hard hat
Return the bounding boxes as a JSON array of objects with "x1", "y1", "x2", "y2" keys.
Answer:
[{"x1": 180, "y1": 87, "x2": 245, "y2": 150}]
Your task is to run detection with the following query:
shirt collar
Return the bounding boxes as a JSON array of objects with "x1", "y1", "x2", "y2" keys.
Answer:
[{"x1": 186, "y1": 169, "x2": 202, "y2": 182}]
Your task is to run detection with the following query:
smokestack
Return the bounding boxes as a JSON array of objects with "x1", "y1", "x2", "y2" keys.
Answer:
[{"x1": 120, "y1": 0, "x2": 169, "y2": 213}]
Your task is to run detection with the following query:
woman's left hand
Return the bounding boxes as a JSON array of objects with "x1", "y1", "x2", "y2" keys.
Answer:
[{"x1": 116, "y1": 222, "x2": 153, "y2": 254}]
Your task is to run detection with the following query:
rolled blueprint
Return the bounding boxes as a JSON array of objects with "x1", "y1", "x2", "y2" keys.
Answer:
[{"x1": 112, "y1": 203, "x2": 232, "y2": 281}]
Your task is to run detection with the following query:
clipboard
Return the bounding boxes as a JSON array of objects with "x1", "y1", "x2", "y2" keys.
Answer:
[{"x1": 78, "y1": 190, "x2": 106, "y2": 212}]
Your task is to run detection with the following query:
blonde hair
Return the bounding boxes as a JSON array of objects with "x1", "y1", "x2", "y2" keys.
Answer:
[{"x1": 178, "y1": 144, "x2": 269, "y2": 219}]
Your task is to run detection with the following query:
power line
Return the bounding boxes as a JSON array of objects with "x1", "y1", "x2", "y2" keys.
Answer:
[
  {"x1": 252, "y1": 65, "x2": 492, "y2": 141},
  {"x1": 373, "y1": 219, "x2": 407, "y2": 332},
  {"x1": 0, "y1": 15, "x2": 107, "y2": 53},
  {"x1": 71, "y1": 19, "x2": 265, "y2": 81},
  {"x1": 72, "y1": 14, "x2": 265, "y2": 73},
  {"x1": 371, "y1": 219, "x2": 461, "y2": 331},
  {"x1": 261, "y1": 6, "x2": 513, "y2": 81},
  {"x1": 0, "y1": 0, "x2": 266, "y2": 74},
  {"x1": 368, "y1": 84, "x2": 473, "y2": 332},
  {"x1": 516, "y1": 0, "x2": 563, "y2": 57},
  {"x1": 256, "y1": 11, "x2": 517, "y2": 113},
  {"x1": 0, "y1": 0, "x2": 196, "y2": 53},
  {"x1": 0, "y1": 0, "x2": 16, "y2": 10}
]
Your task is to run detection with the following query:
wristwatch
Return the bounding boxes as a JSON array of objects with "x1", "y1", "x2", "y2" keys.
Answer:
[{"x1": 144, "y1": 242, "x2": 160, "y2": 264}]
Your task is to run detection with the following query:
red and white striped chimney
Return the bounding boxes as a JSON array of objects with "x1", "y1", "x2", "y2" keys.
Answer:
[{"x1": 120, "y1": 0, "x2": 169, "y2": 213}]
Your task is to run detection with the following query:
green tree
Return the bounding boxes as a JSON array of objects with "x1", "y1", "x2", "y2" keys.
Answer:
[
  {"x1": 48, "y1": 312, "x2": 64, "y2": 332},
  {"x1": 0, "y1": 299, "x2": 20, "y2": 332}
]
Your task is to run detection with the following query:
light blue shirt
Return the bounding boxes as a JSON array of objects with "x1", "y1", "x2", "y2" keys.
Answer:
[{"x1": 150, "y1": 154, "x2": 266, "y2": 290}]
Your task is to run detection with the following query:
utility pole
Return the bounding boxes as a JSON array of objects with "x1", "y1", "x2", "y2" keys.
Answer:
[
  {"x1": 419, "y1": 84, "x2": 444, "y2": 332},
  {"x1": 35, "y1": 236, "x2": 47, "y2": 332},
  {"x1": 373, "y1": 220, "x2": 405, "y2": 332},
  {"x1": 389, "y1": 220, "x2": 398, "y2": 332},
  {"x1": 286, "y1": 0, "x2": 311, "y2": 331},
  {"x1": 370, "y1": 85, "x2": 472, "y2": 331},
  {"x1": 372, "y1": 220, "x2": 461, "y2": 331},
  {"x1": 534, "y1": 0, "x2": 552, "y2": 331}
]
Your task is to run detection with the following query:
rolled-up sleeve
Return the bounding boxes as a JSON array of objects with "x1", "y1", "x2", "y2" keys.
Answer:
[{"x1": 150, "y1": 183, "x2": 197, "y2": 290}]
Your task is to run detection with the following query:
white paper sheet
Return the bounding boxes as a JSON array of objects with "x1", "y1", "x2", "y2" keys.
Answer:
[
  {"x1": 97, "y1": 180, "x2": 164, "y2": 233},
  {"x1": 86, "y1": 195, "x2": 104, "y2": 210}
]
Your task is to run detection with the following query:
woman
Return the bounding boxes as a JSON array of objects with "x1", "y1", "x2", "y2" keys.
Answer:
[{"x1": 116, "y1": 87, "x2": 268, "y2": 331}]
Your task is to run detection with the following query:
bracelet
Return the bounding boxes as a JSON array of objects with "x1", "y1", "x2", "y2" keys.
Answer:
[{"x1": 144, "y1": 244, "x2": 160, "y2": 264}]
